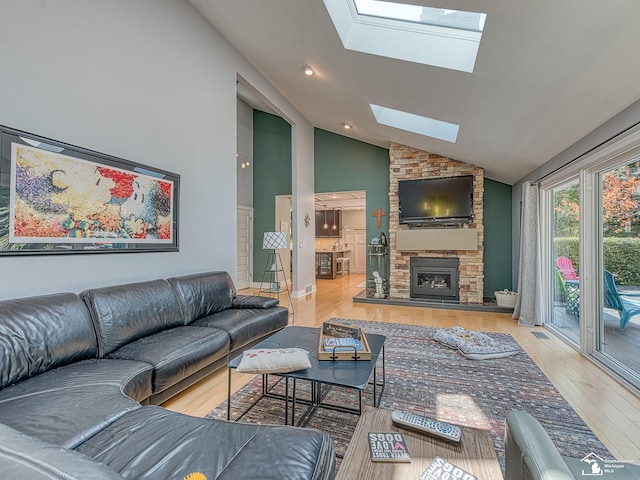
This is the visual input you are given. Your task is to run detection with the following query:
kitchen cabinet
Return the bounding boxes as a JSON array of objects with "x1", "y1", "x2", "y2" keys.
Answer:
[{"x1": 315, "y1": 210, "x2": 342, "y2": 238}]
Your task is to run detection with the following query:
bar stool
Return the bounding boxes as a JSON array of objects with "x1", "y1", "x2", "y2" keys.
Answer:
[{"x1": 336, "y1": 257, "x2": 350, "y2": 276}]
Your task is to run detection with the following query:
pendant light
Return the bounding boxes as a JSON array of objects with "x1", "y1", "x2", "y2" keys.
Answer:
[
  {"x1": 332, "y1": 210, "x2": 337, "y2": 230},
  {"x1": 323, "y1": 210, "x2": 328, "y2": 229}
]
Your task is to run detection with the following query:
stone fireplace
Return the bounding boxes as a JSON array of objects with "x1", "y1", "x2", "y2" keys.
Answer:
[
  {"x1": 410, "y1": 257, "x2": 459, "y2": 301},
  {"x1": 388, "y1": 143, "x2": 484, "y2": 305}
]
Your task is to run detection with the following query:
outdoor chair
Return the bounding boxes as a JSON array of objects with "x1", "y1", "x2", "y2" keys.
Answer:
[
  {"x1": 556, "y1": 256, "x2": 579, "y2": 281},
  {"x1": 603, "y1": 270, "x2": 640, "y2": 330},
  {"x1": 554, "y1": 266, "x2": 566, "y2": 301}
]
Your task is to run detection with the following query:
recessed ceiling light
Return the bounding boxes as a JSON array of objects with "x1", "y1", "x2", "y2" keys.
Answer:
[
  {"x1": 303, "y1": 65, "x2": 316, "y2": 76},
  {"x1": 343, "y1": 123, "x2": 352, "y2": 129}
]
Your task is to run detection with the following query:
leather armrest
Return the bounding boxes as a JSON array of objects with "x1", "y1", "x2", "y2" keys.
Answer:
[
  {"x1": 233, "y1": 295, "x2": 279, "y2": 309},
  {"x1": 505, "y1": 410, "x2": 575, "y2": 480},
  {"x1": 0, "y1": 423, "x2": 123, "y2": 479}
]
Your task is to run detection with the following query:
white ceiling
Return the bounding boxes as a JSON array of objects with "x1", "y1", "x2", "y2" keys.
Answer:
[
  {"x1": 190, "y1": 0, "x2": 640, "y2": 185},
  {"x1": 315, "y1": 190, "x2": 366, "y2": 210}
]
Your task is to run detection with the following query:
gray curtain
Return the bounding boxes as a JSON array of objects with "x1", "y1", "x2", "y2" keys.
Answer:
[{"x1": 513, "y1": 182, "x2": 542, "y2": 326}]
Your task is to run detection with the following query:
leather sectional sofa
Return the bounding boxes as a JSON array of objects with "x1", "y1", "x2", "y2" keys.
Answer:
[
  {"x1": 505, "y1": 410, "x2": 640, "y2": 480},
  {"x1": 0, "y1": 271, "x2": 336, "y2": 479}
]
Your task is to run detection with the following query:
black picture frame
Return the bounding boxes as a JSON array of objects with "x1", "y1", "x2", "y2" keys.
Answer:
[{"x1": 0, "y1": 125, "x2": 179, "y2": 255}]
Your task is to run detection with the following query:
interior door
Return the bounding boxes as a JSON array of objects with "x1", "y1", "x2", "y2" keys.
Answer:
[{"x1": 236, "y1": 206, "x2": 252, "y2": 290}]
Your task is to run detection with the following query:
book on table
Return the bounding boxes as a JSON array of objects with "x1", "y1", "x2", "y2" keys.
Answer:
[
  {"x1": 367, "y1": 432, "x2": 410, "y2": 462},
  {"x1": 322, "y1": 320, "x2": 361, "y2": 339},
  {"x1": 317, "y1": 329, "x2": 372, "y2": 360},
  {"x1": 419, "y1": 456, "x2": 477, "y2": 480},
  {"x1": 322, "y1": 337, "x2": 365, "y2": 352}
]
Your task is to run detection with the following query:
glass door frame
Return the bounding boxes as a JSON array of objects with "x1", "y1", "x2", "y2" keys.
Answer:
[
  {"x1": 540, "y1": 124, "x2": 640, "y2": 390},
  {"x1": 587, "y1": 143, "x2": 640, "y2": 386},
  {"x1": 540, "y1": 170, "x2": 584, "y2": 349}
]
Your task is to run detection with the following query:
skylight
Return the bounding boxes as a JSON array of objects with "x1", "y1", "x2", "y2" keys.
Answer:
[
  {"x1": 353, "y1": 0, "x2": 485, "y2": 33},
  {"x1": 323, "y1": 0, "x2": 487, "y2": 72},
  {"x1": 370, "y1": 104, "x2": 459, "y2": 143}
]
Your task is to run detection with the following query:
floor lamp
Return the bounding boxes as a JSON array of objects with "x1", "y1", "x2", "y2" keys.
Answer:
[{"x1": 261, "y1": 231, "x2": 294, "y2": 319}]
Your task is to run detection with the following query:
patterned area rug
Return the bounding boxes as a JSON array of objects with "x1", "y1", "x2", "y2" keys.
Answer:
[{"x1": 207, "y1": 319, "x2": 610, "y2": 469}]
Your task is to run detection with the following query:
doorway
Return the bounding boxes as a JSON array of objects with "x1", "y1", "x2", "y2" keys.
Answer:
[
  {"x1": 314, "y1": 191, "x2": 367, "y2": 288},
  {"x1": 275, "y1": 195, "x2": 292, "y2": 286},
  {"x1": 236, "y1": 206, "x2": 253, "y2": 290}
]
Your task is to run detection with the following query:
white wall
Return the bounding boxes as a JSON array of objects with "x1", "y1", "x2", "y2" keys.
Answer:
[
  {"x1": 291, "y1": 124, "x2": 317, "y2": 296},
  {"x1": 511, "y1": 100, "x2": 640, "y2": 286},
  {"x1": 0, "y1": 0, "x2": 314, "y2": 299},
  {"x1": 342, "y1": 210, "x2": 366, "y2": 231}
]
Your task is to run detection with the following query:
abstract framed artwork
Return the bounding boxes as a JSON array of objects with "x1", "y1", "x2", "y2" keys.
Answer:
[{"x1": 0, "y1": 125, "x2": 179, "y2": 255}]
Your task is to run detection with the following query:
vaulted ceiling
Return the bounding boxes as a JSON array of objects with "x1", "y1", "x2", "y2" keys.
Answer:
[{"x1": 189, "y1": 0, "x2": 640, "y2": 184}]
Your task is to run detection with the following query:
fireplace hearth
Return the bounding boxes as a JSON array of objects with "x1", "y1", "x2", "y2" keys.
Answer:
[{"x1": 410, "y1": 257, "x2": 459, "y2": 301}]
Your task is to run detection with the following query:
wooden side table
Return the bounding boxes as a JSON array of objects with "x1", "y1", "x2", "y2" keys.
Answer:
[{"x1": 336, "y1": 406, "x2": 503, "y2": 480}]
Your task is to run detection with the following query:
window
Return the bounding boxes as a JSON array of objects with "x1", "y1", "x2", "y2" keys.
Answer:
[
  {"x1": 369, "y1": 104, "x2": 459, "y2": 143},
  {"x1": 323, "y1": 0, "x2": 487, "y2": 72},
  {"x1": 353, "y1": 0, "x2": 485, "y2": 32}
]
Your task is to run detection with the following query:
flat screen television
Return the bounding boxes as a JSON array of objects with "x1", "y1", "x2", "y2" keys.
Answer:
[{"x1": 398, "y1": 175, "x2": 473, "y2": 225}]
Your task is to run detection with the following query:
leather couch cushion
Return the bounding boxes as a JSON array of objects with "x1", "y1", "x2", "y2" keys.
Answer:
[
  {"x1": 0, "y1": 293, "x2": 98, "y2": 389},
  {"x1": 81, "y1": 279, "x2": 184, "y2": 356},
  {"x1": 106, "y1": 326, "x2": 229, "y2": 394},
  {"x1": 0, "y1": 359, "x2": 151, "y2": 449},
  {"x1": 191, "y1": 306, "x2": 288, "y2": 352},
  {"x1": 168, "y1": 271, "x2": 236, "y2": 322},
  {"x1": 76, "y1": 405, "x2": 335, "y2": 480},
  {"x1": 0, "y1": 423, "x2": 124, "y2": 480}
]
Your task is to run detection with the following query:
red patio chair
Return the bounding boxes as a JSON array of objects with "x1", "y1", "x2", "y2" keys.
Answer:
[{"x1": 556, "y1": 256, "x2": 579, "y2": 281}]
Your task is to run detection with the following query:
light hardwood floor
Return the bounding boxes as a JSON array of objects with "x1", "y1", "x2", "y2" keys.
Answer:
[{"x1": 163, "y1": 273, "x2": 640, "y2": 462}]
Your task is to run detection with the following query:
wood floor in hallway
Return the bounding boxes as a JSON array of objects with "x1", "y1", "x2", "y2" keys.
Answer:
[{"x1": 163, "y1": 273, "x2": 640, "y2": 462}]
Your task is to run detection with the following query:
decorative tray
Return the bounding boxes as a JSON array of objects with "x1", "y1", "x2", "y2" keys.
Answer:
[{"x1": 318, "y1": 330, "x2": 372, "y2": 361}]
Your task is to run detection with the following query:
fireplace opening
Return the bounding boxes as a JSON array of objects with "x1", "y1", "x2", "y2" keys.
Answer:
[{"x1": 410, "y1": 257, "x2": 459, "y2": 302}]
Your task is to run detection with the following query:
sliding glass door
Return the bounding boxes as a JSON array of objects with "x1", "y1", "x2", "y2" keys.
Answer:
[
  {"x1": 596, "y1": 158, "x2": 640, "y2": 377},
  {"x1": 548, "y1": 179, "x2": 580, "y2": 345},
  {"x1": 541, "y1": 128, "x2": 640, "y2": 389}
]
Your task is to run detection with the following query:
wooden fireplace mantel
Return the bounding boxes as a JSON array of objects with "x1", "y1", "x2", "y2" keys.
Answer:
[{"x1": 396, "y1": 228, "x2": 478, "y2": 251}]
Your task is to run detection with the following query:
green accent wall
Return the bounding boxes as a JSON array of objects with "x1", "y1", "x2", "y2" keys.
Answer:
[
  {"x1": 483, "y1": 178, "x2": 513, "y2": 297},
  {"x1": 252, "y1": 116, "x2": 511, "y2": 298},
  {"x1": 314, "y1": 129, "x2": 390, "y2": 277},
  {"x1": 253, "y1": 111, "x2": 292, "y2": 281}
]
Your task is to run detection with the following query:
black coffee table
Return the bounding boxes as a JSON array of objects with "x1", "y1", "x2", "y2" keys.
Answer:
[{"x1": 227, "y1": 326, "x2": 386, "y2": 426}]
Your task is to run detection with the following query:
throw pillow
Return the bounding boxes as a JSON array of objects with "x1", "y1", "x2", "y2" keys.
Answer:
[
  {"x1": 432, "y1": 326, "x2": 520, "y2": 360},
  {"x1": 432, "y1": 326, "x2": 467, "y2": 349},
  {"x1": 236, "y1": 348, "x2": 311, "y2": 374},
  {"x1": 458, "y1": 341, "x2": 520, "y2": 360}
]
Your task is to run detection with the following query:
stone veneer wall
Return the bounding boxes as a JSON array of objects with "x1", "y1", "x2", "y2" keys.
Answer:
[{"x1": 388, "y1": 143, "x2": 485, "y2": 304}]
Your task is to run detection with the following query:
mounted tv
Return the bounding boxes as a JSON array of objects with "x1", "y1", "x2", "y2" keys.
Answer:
[{"x1": 398, "y1": 175, "x2": 474, "y2": 225}]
